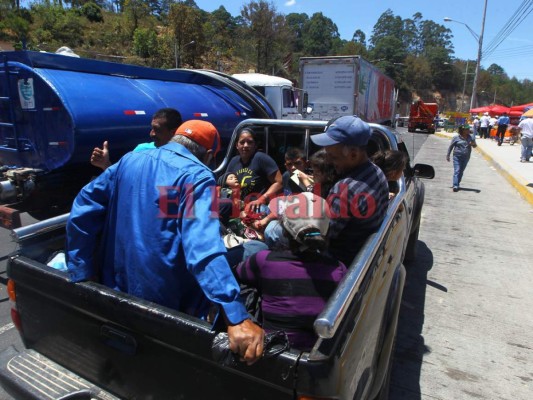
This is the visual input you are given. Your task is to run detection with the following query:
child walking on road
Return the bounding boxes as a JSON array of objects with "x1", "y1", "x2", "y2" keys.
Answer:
[{"x1": 447, "y1": 126, "x2": 477, "y2": 192}]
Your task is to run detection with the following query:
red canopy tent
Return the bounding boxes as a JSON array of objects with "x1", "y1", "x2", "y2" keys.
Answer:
[
  {"x1": 469, "y1": 106, "x2": 490, "y2": 114},
  {"x1": 469, "y1": 105, "x2": 509, "y2": 116},
  {"x1": 509, "y1": 102, "x2": 533, "y2": 117},
  {"x1": 488, "y1": 104, "x2": 510, "y2": 116}
]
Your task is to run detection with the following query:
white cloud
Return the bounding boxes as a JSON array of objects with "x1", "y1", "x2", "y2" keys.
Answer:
[{"x1": 285, "y1": 0, "x2": 296, "y2": 6}]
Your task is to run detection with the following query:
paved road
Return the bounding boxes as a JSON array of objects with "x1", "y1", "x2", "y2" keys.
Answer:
[
  {"x1": 0, "y1": 213, "x2": 36, "y2": 399},
  {"x1": 390, "y1": 132, "x2": 533, "y2": 399}
]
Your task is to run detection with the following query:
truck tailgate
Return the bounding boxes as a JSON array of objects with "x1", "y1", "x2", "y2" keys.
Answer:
[{"x1": 4, "y1": 255, "x2": 300, "y2": 399}]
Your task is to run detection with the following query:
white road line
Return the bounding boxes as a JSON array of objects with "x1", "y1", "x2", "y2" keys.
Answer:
[{"x1": 0, "y1": 323, "x2": 14, "y2": 335}]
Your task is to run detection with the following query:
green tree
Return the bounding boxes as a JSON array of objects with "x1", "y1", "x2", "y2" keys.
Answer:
[
  {"x1": 240, "y1": 1, "x2": 290, "y2": 74},
  {"x1": 81, "y1": 2, "x2": 103, "y2": 23},
  {"x1": 208, "y1": 6, "x2": 236, "y2": 53},
  {"x1": 338, "y1": 40, "x2": 367, "y2": 58},
  {"x1": 352, "y1": 29, "x2": 366, "y2": 45},
  {"x1": 132, "y1": 27, "x2": 157, "y2": 60},
  {"x1": 403, "y1": 54, "x2": 432, "y2": 93},
  {"x1": 168, "y1": 3, "x2": 204, "y2": 68},
  {"x1": 370, "y1": 9, "x2": 404, "y2": 49},
  {"x1": 402, "y1": 13, "x2": 422, "y2": 55},
  {"x1": 123, "y1": 0, "x2": 150, "y2": 36},
  {"x1": 30, "y1": 4, "x2": 85, "y2": 49},
  {"x1": 302, "y1": 12, "x2": 339, "y2": 56},
  {"x1": 285, "y1": 12, "x2": 308, "y2": 53},
  {"x1": 0, "y1": 7, "x2": 31, "y2": 45}
]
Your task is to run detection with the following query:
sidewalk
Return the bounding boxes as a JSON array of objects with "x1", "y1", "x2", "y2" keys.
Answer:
[{"x1": 435, "y1": 129, "x2": 533, "y2": 205}]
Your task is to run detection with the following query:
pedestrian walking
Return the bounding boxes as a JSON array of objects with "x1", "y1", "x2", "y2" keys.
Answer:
[
  {"x1": 496, "y1": 113, "x2": 510, "y2": 146},
  {"x1": 446, "y1": 125, "x2": 477, "y2": 192},
  {"x1": 518, "y1": 116, "x2": 533, "y2": 162},
  {"x1": 489, "y1": 115, "x2": 497, "y2": 137},
  {"x1": 472, "y1": 116, "x2": 480, "y2": 138},
  {"x1": 479, "y1": 112, "x2": 490, "y2": 139}
]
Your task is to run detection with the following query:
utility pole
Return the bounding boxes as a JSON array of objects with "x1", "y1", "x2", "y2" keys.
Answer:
[
  {"x1": 470, "y1": 0, "x2": 488, "y2": 110},
  {"x1": 175, "y1": 40, "x2": 195, "y2": 69},
  {"x1": 444, "y1": 0, "x2": 488, "y2": 111},
  {"x1": 460, "y1": 61, "x2": 469, "y2": 113}
]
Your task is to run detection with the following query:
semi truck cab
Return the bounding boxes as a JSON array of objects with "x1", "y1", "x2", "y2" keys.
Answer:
[{"x1": 232, "y1": 73, "x2": 307, "y2": 120}]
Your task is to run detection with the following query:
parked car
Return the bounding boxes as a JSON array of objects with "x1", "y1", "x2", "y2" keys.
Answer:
[{"x1": 434, "y1": 118, "x2": 448, "y2": 129}]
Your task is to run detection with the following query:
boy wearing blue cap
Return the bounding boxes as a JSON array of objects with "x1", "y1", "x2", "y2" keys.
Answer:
[{"x1": 310, "y1": 116, "x2": 389, "y2": 265}]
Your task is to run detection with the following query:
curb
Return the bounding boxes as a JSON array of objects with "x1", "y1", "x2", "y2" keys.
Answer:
[
  {"x1": 434, "y1": 131, "x2": 533, "y2": 206},
  {"x1": 474, "y1": 145, "x2": 533, "y2": 206}
]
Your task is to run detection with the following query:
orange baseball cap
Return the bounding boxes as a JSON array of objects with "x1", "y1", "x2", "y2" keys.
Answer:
[{"x1": 175, "y1": 120, "x2": 221, "y2": 156}]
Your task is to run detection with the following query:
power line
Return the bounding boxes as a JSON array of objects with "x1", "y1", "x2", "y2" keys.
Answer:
[
  {"x1": 483, "y1": 0, "x2": 533, "y2": 58},
  {"x1": 484, "y1": 45, "x2": 533, "y2": 57},
  {"x1": 483, "y1": 0, "x2": 532, "y2": 55}
]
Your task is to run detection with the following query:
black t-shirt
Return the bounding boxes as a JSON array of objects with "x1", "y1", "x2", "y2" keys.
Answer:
[{"x1": 226, "y1": 152, "x2": 279, "y2": 200}]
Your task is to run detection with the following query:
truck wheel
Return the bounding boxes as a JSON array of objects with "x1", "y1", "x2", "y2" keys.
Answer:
[
  {"x1": 404, "y1": 222, "x2": 420, "y2": 262},
  {"x1": 372, "y1": 337, "x2": 396, "y2": 400}
]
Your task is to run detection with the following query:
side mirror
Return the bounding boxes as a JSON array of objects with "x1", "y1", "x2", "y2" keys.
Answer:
[
  {"x1": 413, "y1": 163, "x2": 435, "y2": 179},
  {"x1": 301, "y1": 92, "x2": 313, "y2": 115},
  {"x1": 302, "y1": 92, "x2": 309, "y2": 108}
]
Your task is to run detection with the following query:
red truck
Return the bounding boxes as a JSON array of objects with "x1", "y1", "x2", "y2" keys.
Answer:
[{"x1": 408, "y1": 100, "x2": 438, "y2": 133}]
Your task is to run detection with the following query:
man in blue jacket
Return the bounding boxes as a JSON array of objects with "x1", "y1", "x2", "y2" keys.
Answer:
[
  {"x1": 496, "y1": 112, "x2": 510, "y2": 146},
  {"x1": 67, "y1": 120, "x2": 264, "y2": 364}
]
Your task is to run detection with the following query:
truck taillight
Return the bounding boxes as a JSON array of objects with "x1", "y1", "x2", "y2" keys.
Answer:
[
  {"x1": 7, "y1": 279, "x2": 22, "y2": 332},
  {"x1": 10, "y1": 309, "x2": 22, "y2": 332},
  {"x1": 7, "y1": 279, "x2": 16, "y2": 302}
]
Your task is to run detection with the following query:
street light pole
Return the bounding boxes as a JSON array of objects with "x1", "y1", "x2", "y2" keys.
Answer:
[
  {"x1": 460, "y1": 61, "x2": 469, "y2": 113},
  {"x1": 175, "y1": 40, "x2": 195, "y2": 69},
  {"x1": 444, "y1": 0, "x2": 488, "y2": 111},
  {"x1": 444, "y1": 61, "x2": 472, "y2": 113},
  {"x1": 471, "y1": 0, "x2": 488, "y2": 110}
]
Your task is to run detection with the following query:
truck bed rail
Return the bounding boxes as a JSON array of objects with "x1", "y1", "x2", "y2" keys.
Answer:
[{"x1": 314, "y1": 189, "x2": 404, "y2": 338}]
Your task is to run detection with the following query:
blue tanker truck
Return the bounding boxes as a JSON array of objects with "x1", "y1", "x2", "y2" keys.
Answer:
[{"x1": 0, "y1": 50, "x2": 276, "y2": 227}]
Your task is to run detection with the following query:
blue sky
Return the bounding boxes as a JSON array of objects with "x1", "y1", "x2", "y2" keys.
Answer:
[{"x1": 194, "y1": 0, "x2": 532, "y2": 81}]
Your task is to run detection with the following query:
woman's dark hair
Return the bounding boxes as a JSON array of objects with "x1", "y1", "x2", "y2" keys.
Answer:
[
  {"x1": 309, "y1": 149, "x2": 339, "y2": 197},
  {"x1": 238, "y1": 128, "x2": 257, "y2": 142},
  {"x1": 371, "y1": 150, "x2": 408, "y2": 178},
  {"x1": 285, "y1": 227, "x2": 328, "y2": 253}
]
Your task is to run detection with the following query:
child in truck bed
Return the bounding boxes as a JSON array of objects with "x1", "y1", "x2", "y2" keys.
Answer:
[
  {"x1": 233, "y1": 192, "x2": 347, "y2": 350},
  {"x1": 371, "y1": 150, "x2": 408, "y2": 199}
]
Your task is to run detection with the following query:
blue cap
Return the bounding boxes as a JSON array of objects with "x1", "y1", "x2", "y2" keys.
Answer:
[{"x1": 311, "y1": 116, "x2": 371, "y2": 147}]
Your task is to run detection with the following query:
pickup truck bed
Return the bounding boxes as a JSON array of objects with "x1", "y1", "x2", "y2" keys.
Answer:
[{"x1": 0, "y1": 120, "x2": 434, "y2": 400}]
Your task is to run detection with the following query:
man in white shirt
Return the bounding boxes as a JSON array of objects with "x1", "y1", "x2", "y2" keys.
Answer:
[
  {"x1": 489, "y1": 115, "x2": 498, "y2": 137},
  {"x1": 472, "y1": 116, "x2": 480, "y2": 138},
  {"x1": 479, "y1": 112, "x2": 490, "y2": 139},
  {"x1": 518, "y1": 116, "x2": 533, "y2": 162}
]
